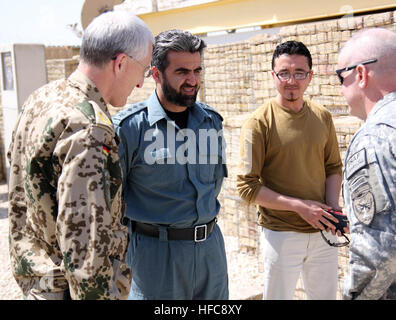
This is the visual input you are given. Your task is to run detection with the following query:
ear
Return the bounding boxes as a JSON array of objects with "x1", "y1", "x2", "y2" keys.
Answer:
[
  {"x1": 356, "y1": 65, "x2": 369, "y2": 89},
  {"x1": 308, "y1": 70, "x2": 314, "y2": 82},
  {"x1": 151, "y1": 66, "x2": 162, "y2": 84},
  {"x1": 271, "y1": 70, "x2": 276, "y2": 80},
  {"x1": 112, "y1": 54, "x2": 128, "y2": 75}
]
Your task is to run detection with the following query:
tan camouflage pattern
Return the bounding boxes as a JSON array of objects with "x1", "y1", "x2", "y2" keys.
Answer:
[{"x1": 7, "y1": 70, "x2": 131, "y2": 300}]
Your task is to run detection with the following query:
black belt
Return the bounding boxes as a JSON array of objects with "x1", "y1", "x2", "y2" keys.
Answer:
[{"x1": 132, "y1": 218, "x2": 217, "y2": 242}]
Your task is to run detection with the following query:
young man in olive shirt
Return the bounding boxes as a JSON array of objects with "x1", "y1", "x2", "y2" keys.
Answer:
[{"x1": 237, "y1": 41, "x2": 343, "y2": 299}]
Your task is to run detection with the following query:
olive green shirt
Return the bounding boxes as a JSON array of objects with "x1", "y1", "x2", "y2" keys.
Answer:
[{"x1": 237, "y1": 98, "x2": 342, "y2": 232}]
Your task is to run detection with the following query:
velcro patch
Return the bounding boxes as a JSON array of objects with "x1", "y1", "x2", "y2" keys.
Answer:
[
  {"x1": 346, "y1": 148, "x2": 367, "y2": 179},
  {"x1": 352, "y1": 182, "x2": 375, "y2": 225}
]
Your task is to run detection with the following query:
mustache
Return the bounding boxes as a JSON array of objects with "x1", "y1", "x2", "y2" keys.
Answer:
[
  {"x1": 181, "y1": 84, "x2": 198, "y2": 90},
  {"x1": 284, "y1": 86, "x2": 299, "y2": 89}
]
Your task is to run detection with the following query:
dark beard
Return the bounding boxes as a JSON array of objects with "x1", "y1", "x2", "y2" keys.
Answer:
[{"x1": 162, "y1": 75, "x2": 199, "y2": 108}]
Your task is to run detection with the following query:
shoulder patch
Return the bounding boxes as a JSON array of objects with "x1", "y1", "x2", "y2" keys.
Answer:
[
  {"x1": 76, "y1": 100, "x2": 113, "y2": 127},
  {"x1": 112, "y1": 102, "x2": 147, "y2": 126},
  {"x1": 76, "y1": 100, "x2": 95, "y2": 124},
  {"x1": 89, "y1": 100, "x2": 112, "y2": 127},
  {"x1": 351, "y1": 182, "x2": 375, "y2": 226},
  {"x1": 197, "y1": 102, "x2": 223, "y2": 121},
  {"x1": 346, "y1": 148, "x2": 367, "y2": 179}
]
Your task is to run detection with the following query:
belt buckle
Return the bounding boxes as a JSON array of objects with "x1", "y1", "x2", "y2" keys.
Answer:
[{"x1": 194, "y1": 224, "x2": 207, "y2": 242}]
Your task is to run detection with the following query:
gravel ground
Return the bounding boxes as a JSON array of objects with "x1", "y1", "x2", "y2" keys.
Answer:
[
  {"x1": 0, "y1": 182, "x2": 266, "y2": 300},
  {"x1": 0, "y1": 183, "x2": 23, "y2": 300}
]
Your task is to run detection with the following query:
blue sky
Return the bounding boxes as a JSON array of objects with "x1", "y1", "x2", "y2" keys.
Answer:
[{"x1": 0, "y1": 0, "x2": 85, "y2": 46}]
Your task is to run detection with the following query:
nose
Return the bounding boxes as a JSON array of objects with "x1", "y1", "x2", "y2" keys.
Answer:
[
  {"x1": 185, "y1": 72, "x2": 198, "y2": 86},
  {"x1": 286, "y1": 75, "x2": 297, "y2": 84}
]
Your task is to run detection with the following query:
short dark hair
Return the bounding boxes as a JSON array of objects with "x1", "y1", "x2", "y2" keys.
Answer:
[
  {"x1": 152, "y1": 30, "x2": 206, "y2": 72},
  {"x1": 272, "y1": 41, "x2": 312, "y2": 70}
]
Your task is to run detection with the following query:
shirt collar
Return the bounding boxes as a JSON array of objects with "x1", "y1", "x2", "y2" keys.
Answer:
[
  {"x1": 368, "y1": 91, "x2": 396, "y2": 121},
  {"x1": 147, "y1": 91, "x2": 168, "y2": 126},
  {"x1": 67, "y1": 69, "x2": 111, "y2": 118},
  {"x1": 146, "y1": 90, "x2": 210, "y2": 128}
]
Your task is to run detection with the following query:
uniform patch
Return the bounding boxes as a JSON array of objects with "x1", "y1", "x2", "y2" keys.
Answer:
[
  {"x1": 103, "y1": 145, "x2": 110, "y2": 157},
  {"x1": 346, "y1": 148, "x2": 367, "y2": 179},
  {"x1": 90, "y1": 100, "x2": 112, "y2": 126},
  {"x1": 351, "y1": 182, "x2": 375, "y2": 225},
  {"x1": 76, "y1": 100, "x2": 95, "y2": 123},
  {"x1": 96, "y1": 110, "x2": 112, "y2": 126}
]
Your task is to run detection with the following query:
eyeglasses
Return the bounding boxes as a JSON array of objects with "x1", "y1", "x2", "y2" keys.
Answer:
[
  {"x1": 335, "y1": 58, "x2": 377, "y2": 85},
  {"x1": 320, "y1": 230, "x2": 350, "y2": 247},
  {"x1": 274, "y1": 71, "x2": 311, "y2": 82},
  {"x1": 112, "y1": 54, "x2": 152, "y2": 78}
]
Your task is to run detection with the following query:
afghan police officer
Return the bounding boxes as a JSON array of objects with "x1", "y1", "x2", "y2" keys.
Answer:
[
  {"x1": 113, "y1": 30, "x2": 229, "y2": 300},
  {"x1": 337, "y1": 27, "x2": 396, "y2": 299},
  {"x1": 7, "y1": 11, "x2": 153, "y2": 300}
]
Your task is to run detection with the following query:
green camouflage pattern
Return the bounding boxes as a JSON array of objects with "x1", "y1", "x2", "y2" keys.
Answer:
[{"x1": 7, "y1": 70, "x2": 131, "y2": 300}]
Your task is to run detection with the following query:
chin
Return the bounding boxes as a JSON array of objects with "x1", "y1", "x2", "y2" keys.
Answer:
[
  {"x1": 111, "y1": 99, "x2": 127, "y2": 108},
  {"x1": 349, "y1": 106, "x2": 366, "y2": 120}
]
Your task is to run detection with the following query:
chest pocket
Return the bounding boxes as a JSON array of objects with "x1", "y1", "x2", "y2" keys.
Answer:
[
  {"x1": 140, "y1": 147, "x2": 186, "y2": 187},
  {"x1": 345, "y1": 148, "x2": 391, "y2": 226},
  {"x1": 197, "y1": 133, "x2": 226, "y2": 184}
]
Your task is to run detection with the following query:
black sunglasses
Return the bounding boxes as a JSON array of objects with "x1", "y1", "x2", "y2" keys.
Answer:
[
  {"x1": 335, "y1": 58, "x2": 377, "y2": 85},
  {"x1": 320, "y1": 230, "x2": 350, "y2": 247}
]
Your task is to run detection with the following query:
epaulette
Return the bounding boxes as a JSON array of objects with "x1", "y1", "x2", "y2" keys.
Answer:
[
  {"x1": 197, "y1": 102, "x2": 224, "y2": 121},
  {"x1": 76, "y1": 100, "x2": 113, "y2": 128},
  {"x1": 112, "y1": 102, "x2": 147, "y2": 126}
]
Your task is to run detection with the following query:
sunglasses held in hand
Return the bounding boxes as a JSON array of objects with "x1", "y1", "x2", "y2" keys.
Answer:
[{"x1": 320, "y1": 209, "x2": 350, "y2": 247}]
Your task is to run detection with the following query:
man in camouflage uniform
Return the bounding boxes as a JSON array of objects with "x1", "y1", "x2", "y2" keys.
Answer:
[
  {"x1": 337, "y1": 28, "x2": 396, "y2": 299},
  {"x1": 7, "y1": 11, "x2": 153, "y2": 300}
]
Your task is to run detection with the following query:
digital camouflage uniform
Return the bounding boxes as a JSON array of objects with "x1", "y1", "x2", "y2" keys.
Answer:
[
  {"x1": 342, "y1": 92, "x2": 396, "y2": 300},
  {"x1": 7, "y1": 70, "x2": 131, "y2": 300}
]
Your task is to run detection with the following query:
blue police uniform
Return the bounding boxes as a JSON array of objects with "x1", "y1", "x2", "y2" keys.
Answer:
[
  {"x1": 112, "y1": 91, "x2": 229, "y2": 299},
  {"x1": 342, "y1": 92, "x2": 396, "y2": 300}
]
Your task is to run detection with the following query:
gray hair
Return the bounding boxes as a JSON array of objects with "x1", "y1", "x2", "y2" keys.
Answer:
[
  {"x1": 80, "y1": 10, "x2": 154, "y2": 67},
  {"x1": 152, "y1": 29, "x2": 206, "y2": 72}
]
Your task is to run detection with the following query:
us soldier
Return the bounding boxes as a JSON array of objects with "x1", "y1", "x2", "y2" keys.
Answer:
[
  {"x1": 337, "y1": 28, "x2": 396, "y2": 299},
  {"x1": 7, "y1": 11, "x2": 153, "y2": 300}
]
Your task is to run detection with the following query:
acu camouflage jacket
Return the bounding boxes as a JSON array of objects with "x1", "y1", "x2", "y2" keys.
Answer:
[{"x1": 7, "y1": 70, "x2": 131, "y2": 299}]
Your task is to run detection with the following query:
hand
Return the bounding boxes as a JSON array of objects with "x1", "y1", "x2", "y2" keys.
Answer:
[
  {"x1": 333, "y1": 208, "x2": 350, "y2": 235},
  {"x1": 325, "y1": 208, "x2": 350, "y2": 236},
  {"x1": 341, "y1": 225, "x2": 350, "y2": 235},
  {"x1": 294, "y1": 200, "x2": 339, "y2": 232}
]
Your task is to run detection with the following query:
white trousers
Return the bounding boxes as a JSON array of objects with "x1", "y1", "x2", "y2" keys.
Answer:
[{"x1": 260, "y1": 228, "x2": 338, "y2": 300}]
